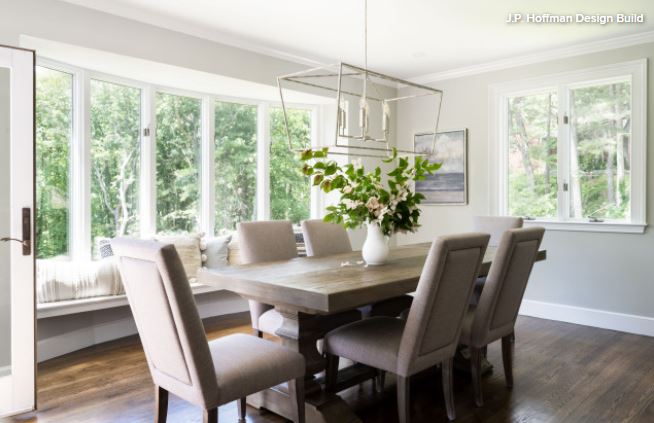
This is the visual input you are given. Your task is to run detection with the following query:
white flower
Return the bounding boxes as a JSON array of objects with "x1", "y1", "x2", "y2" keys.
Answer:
[
  {"x1": 343, "y1": 199, "x2": 361, "y2": 210},
  {"x1": 343, "y1": 185, "x2": 353, "y2": 194},
  {"x1": 366, "y1": 196, "x2": 381, "y2": 211}
]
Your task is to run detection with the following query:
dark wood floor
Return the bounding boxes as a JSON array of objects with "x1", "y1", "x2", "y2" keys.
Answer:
[{"x1": 6, "y1": 313, "x2": 654, "y2": 423}]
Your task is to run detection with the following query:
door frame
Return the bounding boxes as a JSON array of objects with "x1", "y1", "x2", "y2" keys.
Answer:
[{"x1": 0, "y1": 43, "x2": 36, "y2": 418}]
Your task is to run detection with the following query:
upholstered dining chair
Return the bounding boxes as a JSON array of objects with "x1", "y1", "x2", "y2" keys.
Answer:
[
  {"x1": 112, "y1": 238, "x2": 306, "y2": 423},
  {"x1": 458, "y1": 227, "x2": 545, "y2": 407},
  {"x1": 469, "y1": 216, "x2": 524, "y2": 306},
  {"x1": 238, "y1": 220, "x2": 359, "y2": 337},
  {"x1": 323, "y1": 233, "x2": 490, "y2": 422},
  {"x1": 301, "y1": 219, "x2": 414, "y2": 319},
  {"x1": 471, "y1": 216, "x2": 524, "y2": 246}
]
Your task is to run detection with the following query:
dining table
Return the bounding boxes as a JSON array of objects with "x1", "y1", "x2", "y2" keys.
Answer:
[{"x1": 198, "y1": 242, "x2": 547, "y2": 423}]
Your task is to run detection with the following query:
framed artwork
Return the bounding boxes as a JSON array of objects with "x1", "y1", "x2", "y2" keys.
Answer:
[{"x1": 414, "y1": 129, "x2": 468, "y2": 205}]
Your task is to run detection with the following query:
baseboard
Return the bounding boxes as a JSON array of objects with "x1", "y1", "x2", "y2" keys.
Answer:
[{"x1": 519, "y1": 299, "x2": 654, "y2": 337}]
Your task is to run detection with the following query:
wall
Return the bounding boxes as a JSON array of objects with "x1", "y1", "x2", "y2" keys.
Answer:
[
  {"x1": 0, "y1": 0, "x2": 306, "y2": 88},
  {"x1": 0, "y1": 68, "x2": 10, "y2": 371},
  {"x1": 396, "y1": 42, "x2": 654, "y2": 335}
]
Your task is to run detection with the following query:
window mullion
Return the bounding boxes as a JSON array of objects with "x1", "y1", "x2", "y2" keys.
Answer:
[
  {"x1": 200, "y1": 96, "x2": 216, "y2": 236},
  {"x1": 70, "y1": 69, "x2": 91, "y2": 261},
  {"x1": 140, "y1": 86, "x2": 156, "y2": 238},
  {"x1": 557, "y1": 84, "x2": 570, "y2": 222},
  {"x1": 256, "y1": 102, "x2": 270, "y2": 221}
]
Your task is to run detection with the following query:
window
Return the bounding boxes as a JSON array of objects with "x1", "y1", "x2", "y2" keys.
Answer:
[
  {"x1": 155, "y1": 92, "x2": 202, "y2": 233},
  {"x1": 90, "y1": 79, "x2": 141, "y2": 256},
  {"x1": 569, "y1": 80, "x2": 631, "y2": 220},
  {"x1": 35, "y1": 60, "x2": 319, "y2": 261},
  {"x1": 214, "y1": 101, "x2": 257, "y2": 232},
  {"x1": 492, "y1": 61, "x2": 646, "y2": 233},
  {"x1": 270, "y1": 107, "x2": 311, "y2": 224},
  {"x1": 36, "y1": 67, "x2": 72, "y2": 258},
  {"x1": 507, "y1": 90, "x2": 558, "y2": 218}
]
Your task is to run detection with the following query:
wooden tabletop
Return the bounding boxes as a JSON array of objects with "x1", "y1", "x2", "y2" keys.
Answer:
[{"x1": 198, "y1": 243, "x2": 547, "y2": 315}]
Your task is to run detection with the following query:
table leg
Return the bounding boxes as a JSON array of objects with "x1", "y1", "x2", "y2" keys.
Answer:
[{"x1": 247, "y1": 308, "x2": 362, "y2": 423}]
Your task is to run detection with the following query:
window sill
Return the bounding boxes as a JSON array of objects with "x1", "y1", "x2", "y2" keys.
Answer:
[{"x1": 523, "y1": 219, "x2": 647, "y2": 234}]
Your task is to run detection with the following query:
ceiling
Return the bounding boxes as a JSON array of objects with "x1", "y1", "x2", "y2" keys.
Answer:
[{"x1": 61, "y1": 0, "x2": 654, "y2": 79}]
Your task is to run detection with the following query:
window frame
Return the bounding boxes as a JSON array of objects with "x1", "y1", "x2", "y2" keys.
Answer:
[
  {"x1": 489, "y1": 60, "x2": 647, "y2": 234},
  {"x1": 37, "y1": 58, "x2": 321, "y2": 262}
]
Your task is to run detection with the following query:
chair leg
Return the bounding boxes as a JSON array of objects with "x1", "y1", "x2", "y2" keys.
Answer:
[
  {"x1": 325, "y1": 353, "x2": 339, "y2": 393},
  {"x1": 254, "y1": 329, "x2": 263, "y2": 338},
  {"x1": 441, "y1": 358, "x2": 456, "y2": 421},
  {"x1": 470, "y1": 346, "x2": 484, "y2": 407},
  {"x1": 397, "y1": 375, "x2": 410, "y2": 423},
  {"x1": 502, "y1": 331, "x2": 515, "y2": 388},
  {"x1": 203, "y1": 407, "x2": 218, "y2": 423},
  {"x1": 237, "y1": 397, "x2": 246, "y2": 421},
  {"x1": 155, "y1": 385, "x2": 168, "y2": 423},
  {"x1": 288, "y1": 377, "x2": 305, "y2": 423},
  {"x1": 375, "y1": 370, "x2": 386, "y2": 393}
]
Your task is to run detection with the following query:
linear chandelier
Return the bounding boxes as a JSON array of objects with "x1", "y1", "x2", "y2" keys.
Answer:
[{"x1": 278, "y1": 0, "x2": 443, "y2": 158}]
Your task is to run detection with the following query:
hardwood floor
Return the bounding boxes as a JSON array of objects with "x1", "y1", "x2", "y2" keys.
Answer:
[{"x1": 6, "y1": 313, "x2": 654, "y2": 423}]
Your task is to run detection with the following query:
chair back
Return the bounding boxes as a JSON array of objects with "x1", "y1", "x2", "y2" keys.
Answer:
[
  {"x1": 237, "y1": 220, "x2": 298, "y2": 264},
  {"x1": 472, "y1": 216, "x2": 523, "y2": 246},
  {"x1": 112, "y1": 238, "x2": 218, "y2": 408},
  {"x1": 470, "y1": 227, "x2": 544, "y2": 346},
  {"x1": 301, "y1": 219, "x2": 352, "y2": 257},
  {"x1": 398, "y1": 233, "x2": 489, "y2": 376},
  {"x1": 237, "y1": 220, "x2": 298, "y2": 331}
]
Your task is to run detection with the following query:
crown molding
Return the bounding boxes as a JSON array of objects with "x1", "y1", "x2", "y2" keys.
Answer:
[{"x1": 409, "y1": 30, "x2": 654, "y2": 85}]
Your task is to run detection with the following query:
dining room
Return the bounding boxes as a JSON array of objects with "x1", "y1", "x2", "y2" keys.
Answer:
[{"x1": 2, "y1": 0, "x2": 654, "y2": 422}]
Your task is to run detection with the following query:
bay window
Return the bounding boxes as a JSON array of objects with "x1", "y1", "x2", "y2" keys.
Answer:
[
  {"x1": 491, "y1": 60, "x2": 646, "y2": 233},
  {"x1": 155, "y1": 92, "x2": 202, "y2": 233},
  {"x1": 90, "y1": 79, "x2": 141, "y2": 254},
  {"x1": 35, "y1": 59, "x2": 319, "y2": 261},
  {"x1": 214, "y1": 101, "x2": 257, "y2": 232},
  {"x1": 270, "y1": 107, "x2": 311, "y2": 224},
  {"x1": 36, "y1": 67, "x2": 72, "y2": 258}
]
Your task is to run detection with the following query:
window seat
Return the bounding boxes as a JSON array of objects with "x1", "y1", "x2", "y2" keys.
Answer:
[{"x1": 37, "y1": 283, "x2": 223, "y2": 319}]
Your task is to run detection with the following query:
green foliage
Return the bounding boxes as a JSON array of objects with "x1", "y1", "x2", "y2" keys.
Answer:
[
  {"x1": 90, "y1": 80, "x2": 140, "y2": 255},
  {"x1": 270, "y1": 108, "x2": 311, "y2": 224},
  {"x1": 508, "y1": 82, "x2": 631, "y2": 220},
  {"x1": 214, "y1": 102, "x2": 257, "y2": 231},
  {"x1": 301, "y1": 148, "x2": 441, "y2": 236},
  {"x1": 35, "y1": 68, "x2": 71, "y2": 259},
  {"x1": 155, "y1": 92, "x2": 202, "y2": 233}
]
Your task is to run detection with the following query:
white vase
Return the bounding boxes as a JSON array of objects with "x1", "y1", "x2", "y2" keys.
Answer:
[{"x1": 362, "y1": 222, "x2": 390, "y2": 265}]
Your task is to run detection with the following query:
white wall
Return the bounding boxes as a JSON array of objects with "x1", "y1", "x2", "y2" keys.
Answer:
[
  {"x1": 0, "y1": 68, "x2": 10, "y2": 369},
  {"x1": 396, "y1": 42, "x2": 654, "y2": 335}
]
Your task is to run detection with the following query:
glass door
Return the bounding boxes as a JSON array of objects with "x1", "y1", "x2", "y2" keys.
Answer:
[{"x1": 0, "y1": 44, "x2": 36, "y2": 418}]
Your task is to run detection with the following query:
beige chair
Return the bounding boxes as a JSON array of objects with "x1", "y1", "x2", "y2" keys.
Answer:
[
  {"x1": 237, "y1": 220, "x2": 298, "y2": 337},
  {"x1": 470, "y1": 216, "x2": 524, "y2": 306},
  {"x1": 238, "y1": 220, "x2": 359, "y2": 337},
  {"x1": 301, "y1": 219, "x2": 413, "y2": 319},
  {"x1": 112, "y1": 238, "x2": 306, "y2": 423},
  {"x1": 472, "y1": 216, "x2": 524, "y2": 246},
  {"x1": 324, "y1": 233, "x2": 490, "y2": 422},
  {"x1": 459, "y1": 227, "x2": 545, "y2": 407}
]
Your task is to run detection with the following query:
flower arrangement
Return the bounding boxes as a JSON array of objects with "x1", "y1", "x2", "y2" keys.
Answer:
[{"x1": 300, "y1": 148, "x2": 441, "y2": 236}]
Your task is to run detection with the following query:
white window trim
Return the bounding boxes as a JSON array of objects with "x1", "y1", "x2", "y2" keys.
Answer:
[
  {"x1": 36, "y1": 58, "x2": 322, "y2": 261},
  {"x1": 489, "y1": 59, "x2": 647, "y2": 234}
]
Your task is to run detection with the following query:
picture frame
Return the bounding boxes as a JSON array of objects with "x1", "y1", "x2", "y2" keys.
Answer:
[{"x1": 414, "y1": 129, "x2": 468, "y2": 205}]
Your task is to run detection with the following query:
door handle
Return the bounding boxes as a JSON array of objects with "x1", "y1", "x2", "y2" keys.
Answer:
[{"x1": 0, "y1": 208, "x2": 31, "y2": 255}]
